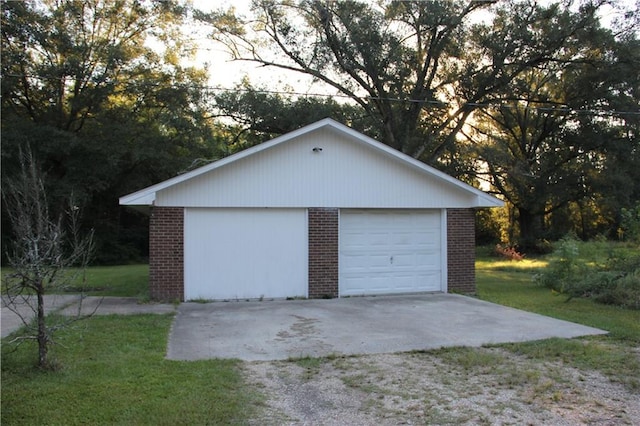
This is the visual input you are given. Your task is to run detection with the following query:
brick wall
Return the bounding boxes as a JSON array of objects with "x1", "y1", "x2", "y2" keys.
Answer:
[
  {"x1": 149, "y1": 206, "x2": 184, "y2": 301},
  {"x1": 447, "y1": 208, "x2": 476, "y2": 294},
  {"x1": 308, "y1": 208, "x2": 339, "y2": 298}
]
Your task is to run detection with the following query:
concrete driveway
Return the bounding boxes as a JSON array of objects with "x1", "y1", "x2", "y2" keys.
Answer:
[{"x1": 167, "y1": 294, "x2": 607, "y2": 361}]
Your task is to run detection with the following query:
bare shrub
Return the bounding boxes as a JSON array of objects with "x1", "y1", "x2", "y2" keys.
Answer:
[{"x1": 2, "y1": 148, "x2": 95, "y2": 369}]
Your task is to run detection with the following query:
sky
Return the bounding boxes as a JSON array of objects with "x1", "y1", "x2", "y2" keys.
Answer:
[{"x1": 187, "y1": 0, "x2": 318, "y2": 93}]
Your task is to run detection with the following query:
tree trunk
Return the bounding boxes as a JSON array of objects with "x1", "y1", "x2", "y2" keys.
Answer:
[
  {"x1": 36, "y1": 289, "x2": 49, "y2": 369},
  {"x1": 517, "y1": 207, "x2": 543, "y2": 250}
]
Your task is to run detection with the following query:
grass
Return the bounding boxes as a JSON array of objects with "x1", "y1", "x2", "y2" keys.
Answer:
[
  {"x1": 1, "y1": 264, "x2": 149, "y2": 299},
  {"x1": 476, "y1": 248, "x2": 640, "y2": 342},
  {"x1": 72, "y1": 264, "x2": 149, "y2": 297},
  {"x1": 476, "y1": 243, "x2": 640, "y2": 390},
  {"x1": 1, "y1": 314, "x2": 259, "y2": 425}
]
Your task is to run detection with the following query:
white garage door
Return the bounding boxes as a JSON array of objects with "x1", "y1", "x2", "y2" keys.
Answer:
[
  {"x1": 184, "y1": 208, "x2": 307, "y2": 300},
  {"x1": 340, "y1": 210, "x2": 444, "y2": 296}
]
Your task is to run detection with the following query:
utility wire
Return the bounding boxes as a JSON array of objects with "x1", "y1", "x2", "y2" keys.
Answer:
[{"x1": 3, "y1": 72, "x2": 640, "y2": 117}]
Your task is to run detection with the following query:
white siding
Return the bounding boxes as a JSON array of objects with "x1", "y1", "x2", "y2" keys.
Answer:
[
  {"x1": 156, "y1": 127, "x2": 477, "y2": 209},
  {"x1": 184, "y1": 208, "x2": 308, "y2": 300}
]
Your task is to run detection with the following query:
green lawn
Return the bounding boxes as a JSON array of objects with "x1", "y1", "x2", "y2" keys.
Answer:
[
  {"x1": 1, "y1": 314, "x2": 259, "y2": 425},
  {"x1": 1, "y1": 264, "x2": 149, "y2": 299},
  {"x1": 475, "y1": 249, "x2": 640, "y2": 342},
  {"x1": 76, "y1": 264, "x2": 149, "y2": 298}
]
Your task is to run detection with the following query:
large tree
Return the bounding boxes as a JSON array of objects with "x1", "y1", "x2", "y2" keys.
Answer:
[
  {"x1": 1, "y1": 0, "x2": 218, "y2": 262},
  {"x1": 201, "y1": 0, "x2": 614, "y2": 164},
  {"x1": 464, "y1": 2, "x2": 640, "y2": 246}
]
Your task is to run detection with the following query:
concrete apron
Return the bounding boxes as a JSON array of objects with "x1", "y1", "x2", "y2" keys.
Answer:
[{"x1": 166, "y1": 293, "x2": 607, "y2": 362}]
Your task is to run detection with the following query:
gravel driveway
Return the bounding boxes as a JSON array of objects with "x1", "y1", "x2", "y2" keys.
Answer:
[{"x1": 244, "y1": 345, "x2": 640, "y2": 425}]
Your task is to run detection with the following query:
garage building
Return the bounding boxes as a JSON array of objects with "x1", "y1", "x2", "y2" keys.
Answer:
[{"x1": 120, "y1": 119, "x2": 502, "y2": 301}]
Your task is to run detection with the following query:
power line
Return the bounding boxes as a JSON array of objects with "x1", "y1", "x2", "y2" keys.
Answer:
[{"x1": 3, "y1": 72, "x2": 640, "y2": 117}]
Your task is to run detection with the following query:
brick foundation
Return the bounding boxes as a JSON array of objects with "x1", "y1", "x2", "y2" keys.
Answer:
[
  {"x1": 447, "y1": 208, "x2": 476, "y2": 294},
  {"x1": 149, "y1": 206, "x2": 184, "y2": 301},
  {"x1": 308, "y1": 208, "x2": 339, "y2": 298}
]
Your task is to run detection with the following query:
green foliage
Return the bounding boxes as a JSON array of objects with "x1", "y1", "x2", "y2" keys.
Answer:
[
  {"x1": 213, "y1": 84, "x2": 372, "y2": 150},
  {"x1": 1, "y1": 0, "x2": 222, "y2": 264},
  {"x1": 477, "y1": 245, "x2": 640, "y2": 342},
  {"x1": 205, "y1": 0, "x2": 581, "y2": 160},
  {"x1": 620, "y1": 203, "x2": 640, "y2": 243},
  {"x1": 2, "y1": 263, "x2": 149, "y2": 299},
  {"x1": 470, "y1": 16, "x2": 640, "y2": 246},
  {"x1": 67, "y1": 264, "x2": 149, "y2": 298},
  {"x1": 534, "y1": 235, "x2": 586, "y2": 295},
  {"x1": 474, "y1": 207, "x2": 503, "y2": 245},
  {"x1": 1, "y1": 314, "x2": 258, "y2": 424},
  {"x1": 533, "y1": 236, "x2": 640, "y2": 309}
]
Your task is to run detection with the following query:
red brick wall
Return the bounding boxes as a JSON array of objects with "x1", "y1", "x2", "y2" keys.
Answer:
[
  {"x1": 149, "y1": 206, "x2": 184, "y2": 301},
  {"x1": 308, "y1": 208, "x2": 339, "y2": 298},
  {"x1": 447, "y1": 208, "x2": 476, "y2": 294}
]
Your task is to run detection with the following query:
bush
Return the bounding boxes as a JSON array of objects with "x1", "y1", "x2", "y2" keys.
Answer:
[
  {"x1": 534, "y1": 235, "x2": 585, "y2": 295},
  {"x1": 620, "y1": 203, "x2": 640, "y2": 243},
  {"x1": 534, "y1": 235, "x2": 640, "y2": 309},
  {"x1": 595, "y1": 271, "x2": 640, "y2": 310}
]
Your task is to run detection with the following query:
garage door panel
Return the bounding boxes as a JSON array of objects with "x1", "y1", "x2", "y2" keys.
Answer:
[
  {"x1": 342, "y1": 232, "x2": 369, "y2": 247},
  {"x1": 391, "y1": 232, "x2": 413, "y2": 245},
  {"x1": 369, "y1": 232, "x2": 392, "y2": 246},
  {"x1": 416, "y1": 252, "x2": 440, "y2": 264},
  {"x1": 341, "y1": 276, "x2": 377, "y2": 293},
  {"x1": 420, "y1": 272, "x2": 442, "y2": 291},
  {"x1": 370, "y1": 254, "x2": 392, "y2": 267},
  {"x1": 185, "y1": 209, "x2": 307, "y2": 300},
  {"x1": 414, "y1": 230, "x2": 438, "y2": 244},
  {"x1": 340, "y1": 209, "x2": 443, "y2": 296},
  {"x1": 393, "y1": 253, "x2": 417, "y2": 267},
  {"x1": 395, "y1": 275, "x2": 419, "y2": 291}
]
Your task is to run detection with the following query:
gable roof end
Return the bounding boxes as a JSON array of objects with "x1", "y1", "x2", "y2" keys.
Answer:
[{"x1": 119, "y1": 118, "x2": 503, "y2": 208}]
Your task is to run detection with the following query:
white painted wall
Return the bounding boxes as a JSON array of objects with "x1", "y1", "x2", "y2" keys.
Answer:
[
  {"x1": 156, "y1": 127, "x2": 479, "y2": 208},
  {"x1": 183, "y1": 208, "x2": 308, "y2": 300}
]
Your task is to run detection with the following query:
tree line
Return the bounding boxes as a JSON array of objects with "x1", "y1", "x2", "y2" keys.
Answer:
[{"x1": 2, "y1": 0, "x2": 639, "y2": 263}]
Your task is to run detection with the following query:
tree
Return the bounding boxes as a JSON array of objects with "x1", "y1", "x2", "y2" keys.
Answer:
[
  {"x1": 1, "y1": 0, "x2": 218, "y2": 262},
  {"x1": 2, "y1": 148, "x2": 95, "y2": 369},
  {"x1": 200, "y1": 0, "x2": 615, "y2": 166},
  {"x1": 466, "y1": 67, "x2": 600, "y2": 246},
  {"x1": 212, "y1": 82, "x2": 378, "y2": 150},
  {"x1": 464, "y1": 2, "x2": 640, "y2": 247},
  {"x1": 202, "y1": 0, "x2": 485, "y2": 160}
]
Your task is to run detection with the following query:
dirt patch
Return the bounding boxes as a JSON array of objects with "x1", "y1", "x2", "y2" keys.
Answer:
[{"x1": 244, "y1": 347, "x2": 639, "y2": 425}]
